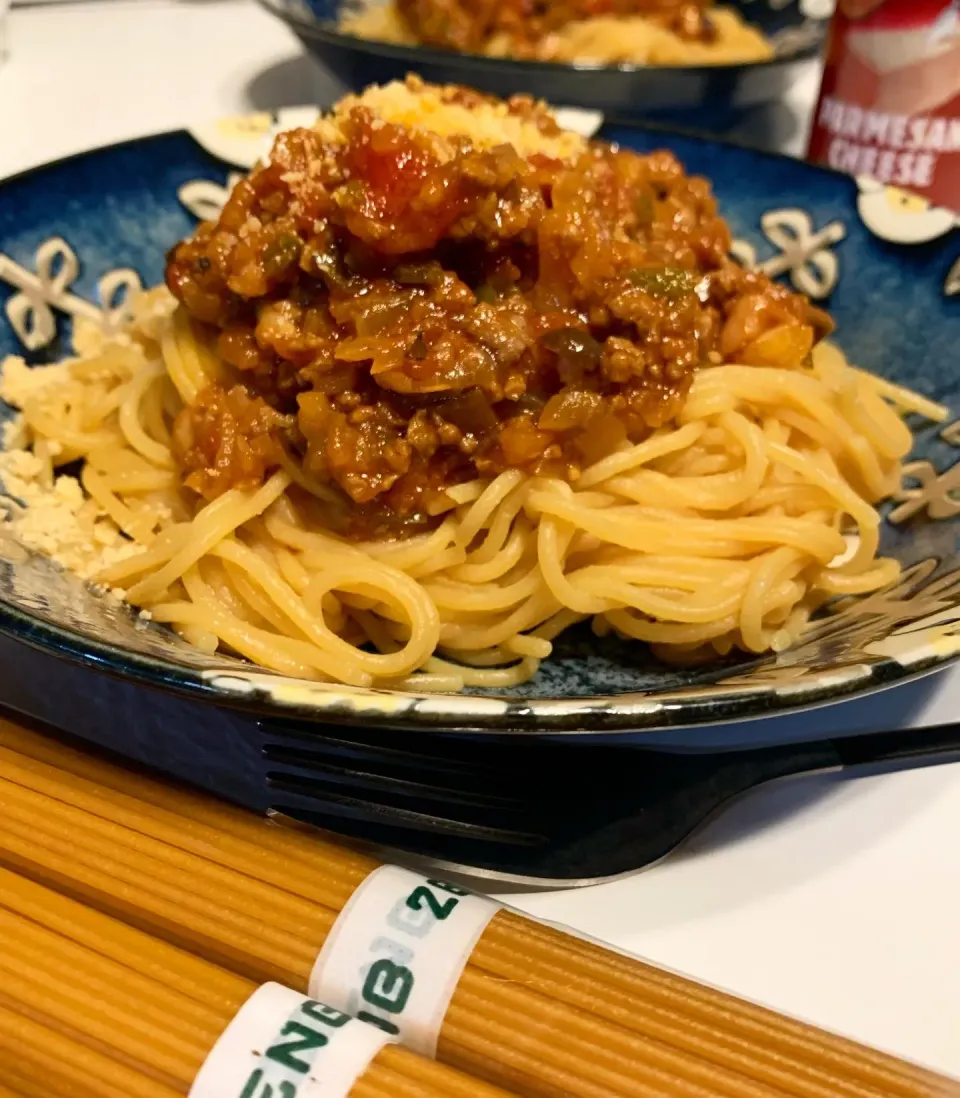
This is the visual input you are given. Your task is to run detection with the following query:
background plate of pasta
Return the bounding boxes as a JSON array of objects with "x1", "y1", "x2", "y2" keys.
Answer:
[
  {"x1": 255, "y1": 0, "x2": 827, "y2": 121},
  {"x1": 0, "y1": 79, "x2": 958, "y2": 737}
]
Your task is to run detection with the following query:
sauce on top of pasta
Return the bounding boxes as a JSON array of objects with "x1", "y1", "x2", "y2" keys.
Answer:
[{"x1": 165, "y1": 77, "x2": 830, "y2": 537}]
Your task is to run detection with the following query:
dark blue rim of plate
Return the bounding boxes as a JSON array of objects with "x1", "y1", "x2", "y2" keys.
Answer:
[
  {"x1": 0, "y1": 123, "x2": 957, "y2": 736},
  {"x1": 255, "y1": 0, "x2": 824, "y2": 78},
  {"x1": 0, "y1": 577, "x2": 953, "y2": 735}
]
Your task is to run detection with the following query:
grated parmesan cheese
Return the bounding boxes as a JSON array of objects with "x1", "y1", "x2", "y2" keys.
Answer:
[
  {"x1": 0, "y1": 355, "x2": 70, "y2": 409},
  {"x1": 0, "y1": 446, "x2": 138, "y2": 584},
  {"x1": 0, "y1": 358, "x2": 140, "y2": 586},
  {"x1": 315, "y1": 76, "x2": 587, "y2": 164},
  {"x1": 2, "y1": 413, "x2": 27, "y2": 452}
]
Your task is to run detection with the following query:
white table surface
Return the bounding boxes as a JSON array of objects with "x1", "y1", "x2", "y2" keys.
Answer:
[{"x1": 3, "y1": 0, "x2": 960, "y2": 1079}]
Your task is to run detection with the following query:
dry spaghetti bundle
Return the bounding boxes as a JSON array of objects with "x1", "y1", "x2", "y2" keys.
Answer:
[
  {"x1": 0, "y1": 866, "x2": 519, "y2": 1098},
  {"x1": 0, "y1": 720, "x2": 956, "y2": 1098}
]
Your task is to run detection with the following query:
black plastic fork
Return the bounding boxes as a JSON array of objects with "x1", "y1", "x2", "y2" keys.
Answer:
[{"x1": 261, "y1": 717, "x2": 960, "y2": 884}]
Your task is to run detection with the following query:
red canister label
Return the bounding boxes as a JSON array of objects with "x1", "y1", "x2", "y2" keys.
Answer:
[{"x1": 807, "y1": 0, "x2": 960, "y2": 212}]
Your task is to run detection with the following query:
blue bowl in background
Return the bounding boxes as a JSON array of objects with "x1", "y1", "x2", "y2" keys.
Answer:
[{"x1": 256, "y1": 0, "x2": 829, "y2": 127}]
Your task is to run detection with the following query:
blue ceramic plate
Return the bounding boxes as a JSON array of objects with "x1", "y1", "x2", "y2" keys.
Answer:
[
  {"x1": 0, "y1": 113, "x2": 958, "y2": 736},
  {"x1": 258, "y1": 0, "x2": 828, "y2": 124}
]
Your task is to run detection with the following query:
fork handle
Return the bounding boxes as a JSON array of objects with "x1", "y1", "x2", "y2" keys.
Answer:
[{"x1": 830, "y1": 721, "x2": 960, "y2": 771}]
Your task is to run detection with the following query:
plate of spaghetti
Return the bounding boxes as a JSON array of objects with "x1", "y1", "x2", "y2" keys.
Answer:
[
  {"x1": 0, "y1": 78, "x2": 958, "y2": 735},
  {"x1": 256, "y1": 0, "x2": 826, "y2": 121},
  {"x1": 340, "y1": 0, "x2": 778, "y2": 65}
]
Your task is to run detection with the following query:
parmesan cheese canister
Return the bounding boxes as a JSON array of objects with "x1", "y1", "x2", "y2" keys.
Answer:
[{"x1": 807, "y1": 0, "x2": 960, "y2": 212}]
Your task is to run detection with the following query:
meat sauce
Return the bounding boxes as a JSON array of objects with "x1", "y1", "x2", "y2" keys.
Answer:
[
  {"x1": 165, "y1": 83, "x2": 831, "y2": 538},
  {"x1": 395, "y1": 0, "x2": 720, "y2": 53}
]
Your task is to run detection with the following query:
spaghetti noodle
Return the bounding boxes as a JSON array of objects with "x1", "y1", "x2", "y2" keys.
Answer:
[
  {"x1": 0, "y1": 1080, "x2": 47, "y2": 1098},
  {"x1": 0, "y1": 866, "x2": 519, "y2": 1098},
  {"x1": 0, "y1": 720, "x2": 955, "y2": 1098},
  {"x1": 0, "y1": 1013, "x2": 180, "y2": 1098},
  {"x1": 0, "y1": 79, "x2": 947, "y2": 692}
]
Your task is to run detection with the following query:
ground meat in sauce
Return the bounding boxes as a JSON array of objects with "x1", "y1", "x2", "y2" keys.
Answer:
[
  {"x1": 172, "y1": 384, "x2": 293, "y2": 499},
  {"x1": 165, "y1": 82, "x2": 832, "y2": 538},
  {"x1": 395, "y1": 0, "x2": 719, "y2": 53}
]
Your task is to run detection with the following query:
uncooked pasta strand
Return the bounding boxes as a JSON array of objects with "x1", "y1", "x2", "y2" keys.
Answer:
[
  {"x1": 0, "y1": 1005, "x2": 180, "y2": 1098},
  {"x1": 0, "y1": 868, "x2": 248, "y2": 1012},
  {"x1": 0, "y1": 918, "x2": 210, "y2": 1082},
  {"x1": 0, "y1": 806, "x2": 319, "y2": 984}
]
